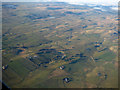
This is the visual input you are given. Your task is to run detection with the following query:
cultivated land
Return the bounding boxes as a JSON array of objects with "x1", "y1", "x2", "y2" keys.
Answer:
[{"x1": 2, "y1": 2, "x2": 118, "y2": 88}]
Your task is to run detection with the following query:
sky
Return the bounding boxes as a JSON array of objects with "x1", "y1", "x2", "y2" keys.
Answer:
[{"x1": 2, "y1": 0, "x2": 120, "y2": 6}]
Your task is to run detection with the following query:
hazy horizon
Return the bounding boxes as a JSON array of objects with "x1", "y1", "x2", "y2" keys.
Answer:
[{"x1": 2, "y1": 0, "x2": 119, "y2": 6}]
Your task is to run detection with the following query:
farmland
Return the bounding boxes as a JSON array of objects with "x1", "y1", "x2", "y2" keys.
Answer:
[{"x1": 2, "y1": 2, "x2": 118, "y2": 88}]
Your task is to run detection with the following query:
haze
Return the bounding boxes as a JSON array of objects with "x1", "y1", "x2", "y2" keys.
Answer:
[{"x1": 2, "y1": 0, "x2": 119, "y2": 6}]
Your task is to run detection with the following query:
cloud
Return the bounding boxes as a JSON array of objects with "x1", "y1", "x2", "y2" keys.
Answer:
[{"x1": 57, "y1": 0, "x2": 119, "y2": 5}]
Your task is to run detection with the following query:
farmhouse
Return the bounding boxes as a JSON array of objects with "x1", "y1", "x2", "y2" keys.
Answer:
[
  {"x1": 63, "y1": 77, "x2": 70, "y2": 83},
  {"x1": 60, "y1": 66, "x2": 65, "y2": 70},
  {"x1": 2, "y1": 65, "x2": 8, "y2": 70}
]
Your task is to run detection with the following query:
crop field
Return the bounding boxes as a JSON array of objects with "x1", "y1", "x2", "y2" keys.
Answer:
[{"x1": 2, "y1": 2, "x2": 118, "y2": 88}]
